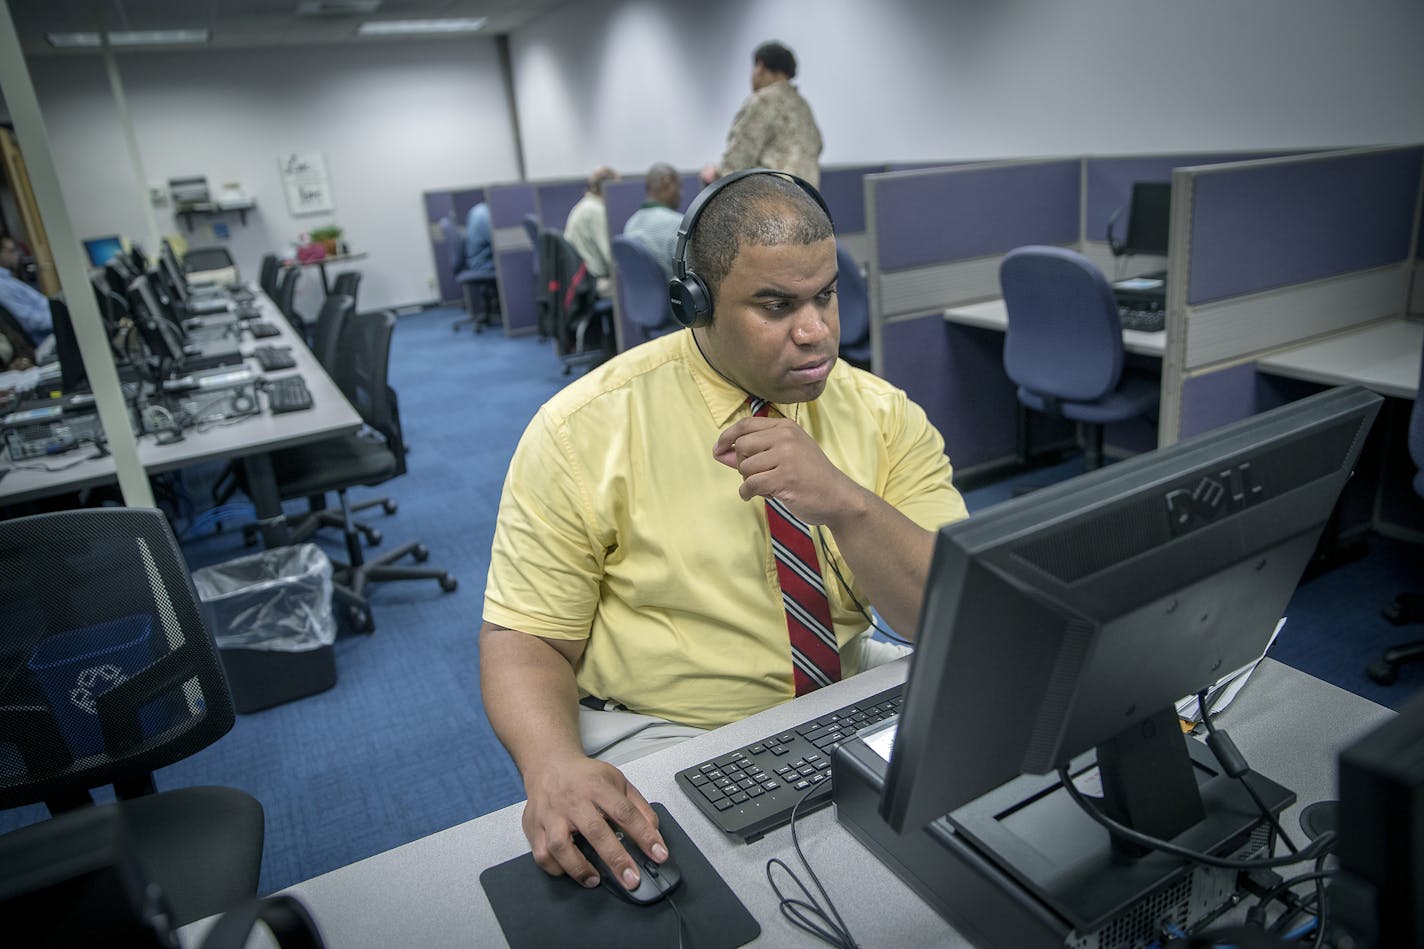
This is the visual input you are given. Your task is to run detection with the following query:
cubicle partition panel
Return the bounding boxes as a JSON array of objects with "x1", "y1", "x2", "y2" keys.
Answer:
[
  {"x1": 1160, "y1": 145, "x2": 1424, "y2": 445},
  {"x1": 423, "y1": 191, "x2": 458, "y2": 304},
  {"x1": 817, "y1": 164, "x2": 886, "y2": 267},
  {"x1": 1413, "y1": 195, "x2": 1424, "y2": 315},
  {"x1": 866, "y1": 159, "x2": 1080, "y2": 475},
  {"x1": 488, "y1": 184, "x2": 539, "y2": 336},
  {"x1": 534, "y1": 179, "x2": 589, "y2": 230}
]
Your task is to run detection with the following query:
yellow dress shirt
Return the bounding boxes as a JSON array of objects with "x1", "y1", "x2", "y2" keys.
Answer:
[{"x1": 483, "y1": 329, "x2": 966, "y2": 729}]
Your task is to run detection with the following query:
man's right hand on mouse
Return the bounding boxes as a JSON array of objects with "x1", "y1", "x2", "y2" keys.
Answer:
[{"x1": 521, "y1": 755, "x2": 668, "y2": 890}]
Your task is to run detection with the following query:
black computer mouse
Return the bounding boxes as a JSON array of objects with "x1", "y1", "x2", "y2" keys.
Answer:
[{"x1": 574, "y1": 830, "x2": 682, "y2": 905}]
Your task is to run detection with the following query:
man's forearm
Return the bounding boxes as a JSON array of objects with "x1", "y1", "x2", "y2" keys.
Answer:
[
  {"x1": 479, "y1": 623, "x2": 586, "y2": 776},
  {"x1": 824, "y1": 488, "x2": 935, "y2": 639}
]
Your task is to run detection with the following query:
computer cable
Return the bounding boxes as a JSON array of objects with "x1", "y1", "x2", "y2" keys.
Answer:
[
  {"x1": 764, "y1": 783, "x2": 861, "y2": 949},
  {"x1": 1197, "y1": 690, "x2": 1300, "y2": 855},
  {"x1": 1056, "y1": 762, "x2": 1337, "y2": 872},
  {"x1": 661, "y1": 892, "x2": 686, "y2": 949},
  {"x1": 815, "y1": 526, "x2": 912, "y2": 646}
]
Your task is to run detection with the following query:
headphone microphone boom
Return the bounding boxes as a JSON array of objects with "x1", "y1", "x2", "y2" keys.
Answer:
[{"x1": 668, "y1": 169, "x2": 833, "y2": 329}]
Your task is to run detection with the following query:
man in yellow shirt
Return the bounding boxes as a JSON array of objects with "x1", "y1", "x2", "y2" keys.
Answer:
[{"x1": 481, "y1": 171, "x2": 965, "y2": 895}]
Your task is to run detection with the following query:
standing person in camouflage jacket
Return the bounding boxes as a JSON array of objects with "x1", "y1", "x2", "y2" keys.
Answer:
[{"x1": 702, "y1": 41, "x2": 823, "y2": 188}]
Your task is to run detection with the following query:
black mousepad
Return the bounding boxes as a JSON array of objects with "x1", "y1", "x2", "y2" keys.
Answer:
[{"x1": 479, "y1": 803, "x2": 760, "y2": 949}]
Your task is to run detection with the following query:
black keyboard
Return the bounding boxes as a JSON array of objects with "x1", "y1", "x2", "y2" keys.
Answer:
[
  {"x1": 1118, "y1": 305, "x2": 1165, "y2": 333},
  {"x1": 252, "y1": 345, "x2": 297, "y2": 371},
  {"x1": 266, "y1": 375, "x2": 313, "y2": 414},
  {"x1": 246, "y1": 320, "x2": 282, "y2": 339},
  {"x1": 675, "y1": 685, "x2": 903, "y2": 842}
]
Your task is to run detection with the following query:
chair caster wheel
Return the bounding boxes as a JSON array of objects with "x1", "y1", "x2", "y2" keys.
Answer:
[
  {"x1": 364, "y1": 529, "x2": 382, "y2": 547},
  {"x1": 1383, "y1": 598, "x2": 1409, "y2": 625},
  {"x1": 349, "y1": 607, "x2": 375, "y2": 634},
  {"x1": 1367, "y1": 660, "x2": 1398, "y2": 685},
  {"x1": 440, "y1": 575, "x2": 458, "y2": 593},
  {"x1": 381, "y1": 500, "x2": 397, "y2": 515},
  {"x1": 242, "y1": 527, "x2": 259, "y2": 547},
  {"x1": 413, "y1": 544, "x2": 430, "y2": 563}
]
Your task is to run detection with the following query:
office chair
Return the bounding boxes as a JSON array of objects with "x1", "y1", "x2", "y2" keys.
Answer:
[
  {"x1": 331, "y1": 270, "x2": 361, "y2": 311},
  {"x1": 1368, "y1": 343, "x2": 1424, "y2": 685},
  {"x1": 266, "y1": 309, "x2": 457, "y2": 633},
  {"x1": 835, "y1": 242, "x2": 871, "y2": 369},
  {"x1": 258, "y1": 253, "x2": 280, "y2": 298},
  {"x1": 0, "y1": 508, "x2": 264, "y2": 927},
  {"x1": 999, "y1": 246, "x2": 1159, "y2": 470},
  {"x1": 440, "y1": 216, "x2": 499, "y2": 334},
  {"x1": 273, "y1": 265, "x2": 305, "y2": 341},
  {"x1": 524, "y1": 214, "x2": 547, "y2": 340},
  {"x1": 310, "y1": 292, "x2": 354, "y2": 372},
  {"x1": 611, "y1": 235, "x2": 675, "y2": 343},
  {"x1": 536, "y1": 229, "x2": 614, "y2": 375}
]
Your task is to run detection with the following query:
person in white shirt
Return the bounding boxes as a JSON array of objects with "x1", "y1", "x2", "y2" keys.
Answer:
[{"x1": 564, "y1": 167, "x2": 619, "y2": 298}]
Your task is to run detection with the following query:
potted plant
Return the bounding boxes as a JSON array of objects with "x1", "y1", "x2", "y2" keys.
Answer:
[{"x1": 309, "y1": 226, "x2": 343, "y2": 256}]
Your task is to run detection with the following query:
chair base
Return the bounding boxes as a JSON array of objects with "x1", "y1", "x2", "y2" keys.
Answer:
[
  {"x1": 1366, "y1": 593, "x2": 1424, "y2": 685},
  {"x1": 332, "y1": 539, "x2": 458, "y2": 634},
  {"x1": 454, "y1": 279, "x2": 500, "y2": 334}
]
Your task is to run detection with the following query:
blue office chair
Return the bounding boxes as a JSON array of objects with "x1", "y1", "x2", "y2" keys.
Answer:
[
  {"x1": 1368, "y1": 337, "x2": 1424, "y2": 684},
  {"x1": 999, "y1": 246, "x2": 1159, "y2": 470},
  {"x1": 441, "y1": 215, "x2": 498, "y2": 334},
  {"x1": 524, "y1": 214, "x2": 547, "y2": 340},
  {"x1": 612, "y1": 236, "x2": 675, "y2": 343},
  {"x1": 836, "y1": 243, "x2": 871, "y2": 369}
]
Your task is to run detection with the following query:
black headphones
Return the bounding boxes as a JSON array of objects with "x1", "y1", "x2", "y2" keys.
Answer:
[{"x1": 669, "y1": 168, "x2": 833, "y2": 329}]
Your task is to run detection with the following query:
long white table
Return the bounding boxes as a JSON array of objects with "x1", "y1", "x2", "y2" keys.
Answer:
[
  {"x1": 1255, "y1": 317, "x2": 1422, "y2": 400},
  {"x1": 0, "y1": 286, "x2": 360, "y2": 543},
  {"x1": 180, "y1": 658, "x2": 1391, "y2": 948}
]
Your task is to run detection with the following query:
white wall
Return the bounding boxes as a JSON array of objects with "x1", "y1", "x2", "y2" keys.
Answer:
[
  {"x1": 28, "y1": 40, "x2": 520, "y2": 313},
  {"x1": 509, "y1": 0, "x2": 1424, "y2": 178}
]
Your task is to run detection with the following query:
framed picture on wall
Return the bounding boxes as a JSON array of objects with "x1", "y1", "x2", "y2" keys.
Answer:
[{"x1": 280, "y1": 151, "x2": 335, "y2": 216}]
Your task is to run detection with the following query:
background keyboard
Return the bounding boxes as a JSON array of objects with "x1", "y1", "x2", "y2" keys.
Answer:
[
  {"x1": 1118, "y1": 305, "x2": 1166, "y2": 333},
  {"x1": 266, "y1": 375, "x2": 314, "y2": 414},
  {"x1": 674, "y1": 685, "x2": 903, "y2": 842},
  {"x1": 252, "y1": 345, "x2": 297, "y2": 371},
  {"x1": 246, "y1": 320, "x2": 282, "y2": 338}
]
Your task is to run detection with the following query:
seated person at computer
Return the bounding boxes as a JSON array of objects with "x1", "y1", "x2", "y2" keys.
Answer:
[
  {"x1": 0, "y1": 234, "x2": 53, "y2": 348},
  {"x1": 462, "y1": 202, "x2": 495, "y2": 278},
  {"x1": 564, "y1": 167, "x2": 619, "y2": 298},
  {"x1": 480, "y1": 171, "x2": 966, "y2": 892},
  {"x1": 622, "y1": 162, "x2": 683, "y2": 279}
]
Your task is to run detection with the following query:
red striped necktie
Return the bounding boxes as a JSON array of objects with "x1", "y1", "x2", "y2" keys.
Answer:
[{"x1": 749, "y1": 398, "x2": 842, "y2": 695}]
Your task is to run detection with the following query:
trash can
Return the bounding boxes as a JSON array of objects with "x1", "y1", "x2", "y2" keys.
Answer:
[
  {"x1": 27, "y1": 614, "x2": 175, "y2": 759},
  {"x1": 192, "y1": 544, "x2": 338, "y2": 714}
]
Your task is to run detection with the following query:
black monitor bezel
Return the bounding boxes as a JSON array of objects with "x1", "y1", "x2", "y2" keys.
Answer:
[{"x1": 1122, "y1": 181, "x2": 1172, "y2": 257}]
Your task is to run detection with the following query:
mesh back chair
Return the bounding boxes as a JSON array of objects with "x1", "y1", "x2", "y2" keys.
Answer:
[
  {"x1": 441, "y1": 215, "x2": 499, "y2": 334},
  {"x1": 310, "y1": 293, "x2": 354, "y2": 373},
  {"x1": 835, "y1": 242, "x2": 871, "y2": 369},
  {"x1": 999, "y1": 246, "x2": 1159, "y2": 470},
  {"x1": 525, "y1": 214, "x2": 547, "y2": 339},
  {"x1": 0, "y1": 508, "x2": 264, "y2": 926},
  {"x1": 330, "y1": 270, "x2": 361, "y2": 312},
  {"x1": 273, "y1": 265, "x2": 305, "y2": 341},
  {"x1": 611, "y1": 236, "x2": 674, "y2": 343},
  {"x1": 1369, "y1": 340, "x2": 1424, "y2": 684},
  {"x1": 536, "y1": 229, "x2": 613, "y2": 375},
  {"x1": 268, "y1": 310, "x2": 456, "y2": 632},
  {"x1": 258, "y1": 253, "x2": 280, "y2": 299}
]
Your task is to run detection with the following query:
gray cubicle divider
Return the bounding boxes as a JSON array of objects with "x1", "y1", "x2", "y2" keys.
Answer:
[
  {"x1": 488, "y1": 183, "x2": 539, "y2": 336},
  {"x1": 534, "y1": 178, "x2": 589, "y2": 232},
  {"x1": 602, "y1": 176, "x2": 700, "y2": 353},
  {"x1": 1162, "y1": 144, "x2": 1424, "y2": 444},
  {"x1": 424, "y1": 187, "x2": 488, "y2": 306},
  {"x1": 866, "y1": 158, "x2": 1080, "y2": 476},
  {"x1": 816, "y1": 164, "x2": 887, "y2": 267}
]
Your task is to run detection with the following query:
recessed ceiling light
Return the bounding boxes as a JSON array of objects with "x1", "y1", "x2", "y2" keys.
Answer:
[
  {"x1": 47, "y1": 32, "x2": 103, "y2": 47},
  {"x1": 357, "y1": 17, "x2": 487, "y2": 36},
  {"x1": 108, "y1": 29, "x2": 211, "y2": 46}
]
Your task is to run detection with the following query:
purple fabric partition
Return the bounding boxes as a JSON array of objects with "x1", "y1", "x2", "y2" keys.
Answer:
[
  {"x1": 1187, "y1": 147, "x2": 1423, "y2": 305},
  {"x1": 818, "y1": 165, "x2": 884, "y2": 235},
  {"x1": 536, "y1": 180, "x2": 589, "y2": 229},
  {"x1": 488, "y1": 185, "x2": 538, "y2": 335},
  {"x1": 874, "y1": 161, "x2": 1080, "y2": 271},
  {"x1": 1083, "y1": 152, "x2": 1287, "y2": 246},
  {"x1": 424, "y1": 191, "x2": 458, "y2": 303},
  {"x1": 881, "y1": 316, "x2": 1020, "y2": 472},
  {"x1": 604, "y1": 181, "x2": 648, "y2": 238},
  {"x1": 453, "y1": 188, "x2": 486, "y2": 223},
  {"x1": 1178, "y1": 363, "x2": 1262, "y2": 440}
]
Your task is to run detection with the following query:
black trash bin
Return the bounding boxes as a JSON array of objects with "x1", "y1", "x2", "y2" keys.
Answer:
[{"x1": 192, "y1": 544, "x2": 337, "y2": 713}]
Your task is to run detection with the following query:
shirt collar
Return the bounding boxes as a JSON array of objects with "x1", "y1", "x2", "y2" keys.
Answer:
[{"x1": 677, "y1": 329, "x2": 795, "y2": 426}]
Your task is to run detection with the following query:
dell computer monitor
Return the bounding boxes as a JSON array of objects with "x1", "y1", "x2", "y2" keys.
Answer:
[
  {"x1": 126, "y1": 274, "x2": 184, "y2": 369},
  {"x1": 1121, "y1": 181, "x2": 1172, "y2": 258},
  {"x1": 881, "y1": 384, "x2": 1382, "y2": 836},
  {"x1": 81, "y1": 235, "x2": 124, "y2": 269}
]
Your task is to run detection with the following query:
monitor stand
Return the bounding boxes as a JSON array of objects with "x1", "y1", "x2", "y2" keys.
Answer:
[{"x1": 834, "y1": 728, "x2": 1293, "y2": 949}]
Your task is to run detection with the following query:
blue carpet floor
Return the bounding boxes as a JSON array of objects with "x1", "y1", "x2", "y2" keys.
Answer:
[{"x1": 3, "y1": 306, "x2": 1421, "y2": 895}]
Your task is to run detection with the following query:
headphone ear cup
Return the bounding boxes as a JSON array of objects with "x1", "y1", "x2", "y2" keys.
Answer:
[{"x1": 669, "y1": 273, "x2": 713, "y2": 328}]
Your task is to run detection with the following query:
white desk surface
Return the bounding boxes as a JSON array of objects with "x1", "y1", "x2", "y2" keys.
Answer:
[
  {"x1": 1254, "y1": 317, "x2": 1422, "y2": 401},
  {"x1": 943, "y1": 299, "x2": 1169, "y2": 358},
  {"x1": 0, "y1": 288, "x2": 359, "y2": 506},
  {"x1": 181, "y1": 658, "x2": 1390, "y2": 949}
]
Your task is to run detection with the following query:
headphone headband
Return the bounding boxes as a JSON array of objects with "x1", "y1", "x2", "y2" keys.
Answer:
[{"x1": 668, "y1": 169, "x2": 832, "y2": 329}]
